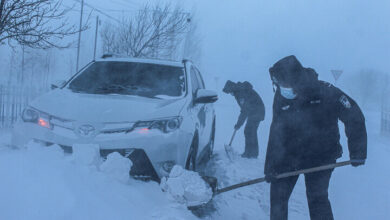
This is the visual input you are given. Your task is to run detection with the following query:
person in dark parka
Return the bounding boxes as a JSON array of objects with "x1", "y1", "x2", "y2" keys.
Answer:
[
  {"x1": 223, "y1": 81, "x2": 265, "y2": 158},
  {"x1": 264, "y1": 55, "x2": 367, "y2": 220}
]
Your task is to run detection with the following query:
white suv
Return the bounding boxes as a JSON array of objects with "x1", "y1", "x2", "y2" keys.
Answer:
[{"x1": 12, "y1": 56, "x2": 217, "y2": 179}]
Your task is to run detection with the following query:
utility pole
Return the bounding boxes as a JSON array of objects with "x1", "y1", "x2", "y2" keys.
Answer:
[
  {"x1": 182, "y1": 15, "x2": 191, "y2": 59},
  {"x1": 76, "y1": 0, "x2": 84, "y2": 72},
  {"x1": 93, "y1": 16, "x2": 99, "y2": 60},
  {"x1": 214, "y1": 76, "x2": 220, "y2": 90}
]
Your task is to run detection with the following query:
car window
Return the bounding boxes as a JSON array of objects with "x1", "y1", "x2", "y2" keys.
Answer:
[
  {"x1": 68, "y1": 61, "x2": 186, "y2": 99},
  {"x1": 190, "y1": 66, "x2": 200, "y2": 94}
]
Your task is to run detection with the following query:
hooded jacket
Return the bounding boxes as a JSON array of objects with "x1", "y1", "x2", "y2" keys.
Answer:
[
  {"x1": 264, "y1": 56, "x2": 367, "y2": 175},
  {"x1": 223, "y1": 81, "x2": 265, "y2": 127}
]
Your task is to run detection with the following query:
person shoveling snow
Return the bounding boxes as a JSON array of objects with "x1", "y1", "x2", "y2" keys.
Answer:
[
  {"x1": 222, "y1": 80, "x2": 265, "y2": 159},
  {"x1": 161, "y1": 165, "x2": 213, "y2": 207}
]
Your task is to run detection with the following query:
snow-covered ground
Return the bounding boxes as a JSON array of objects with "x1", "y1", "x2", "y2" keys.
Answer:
[
  {"x1": 0, "y1": 102, "x2": 389, "y2": 219},
  {"x1": 0, "y1": 133, "x2": 196, "y2": 220},
  {"x1": 203, "y1": 102, "x2": 390, "y2": 220}
]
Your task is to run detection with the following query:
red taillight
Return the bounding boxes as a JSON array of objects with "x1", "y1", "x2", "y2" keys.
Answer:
[{"x1": 38, "y1": 118, "x2": 51, "y2": 129}]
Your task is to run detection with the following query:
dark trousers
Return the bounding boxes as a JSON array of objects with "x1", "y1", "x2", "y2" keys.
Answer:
[
  {"x1": 243, "y1": 117, "x2": 260, "y2": 158},
  {"x1": 270, "y1": 169, "x2": 334, "y2": 220}
]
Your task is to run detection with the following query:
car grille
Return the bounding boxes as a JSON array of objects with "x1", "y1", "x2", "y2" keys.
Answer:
[{"x1": 50, "y1": 117, "x2": 136, "y2": 136}]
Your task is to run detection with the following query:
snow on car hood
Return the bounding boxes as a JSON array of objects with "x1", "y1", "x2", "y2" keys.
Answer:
[{"x1": 30, "y1": 89, "x2": 188, "y2": 122}]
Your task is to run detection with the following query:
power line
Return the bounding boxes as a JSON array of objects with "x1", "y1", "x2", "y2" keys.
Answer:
[
  {"x1": 100, "y1": 8, "x2": 191, "y2": 17},
  {"x1": 71, "y1": 0, "x2": 191, "y2": 24},
  {"x1": 72, "y1": 0, "x2": 121, "y2": 23},
  {"x1": 110, "y1": 0, "x2": 140, "y2": 10},
  {"x1": 97, "y1": 8, "x2": 138, "y2": 12}
]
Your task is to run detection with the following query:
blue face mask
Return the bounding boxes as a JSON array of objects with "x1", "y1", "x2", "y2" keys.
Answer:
[{"x1": 280, "y1": 86, "x2": 297, "y2": 99}]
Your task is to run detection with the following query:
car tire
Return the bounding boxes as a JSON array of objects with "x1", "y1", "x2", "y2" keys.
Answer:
[{"x1": 185, "y1": 133, "x2": 198, "y2": 171}]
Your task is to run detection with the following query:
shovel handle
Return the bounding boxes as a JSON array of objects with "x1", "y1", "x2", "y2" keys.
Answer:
[
  {"x1": 228, "y1": 129, "x2": 237, "y2": 146},
  {"x1": 215, "y1": 160, "x2": 351, "y2": 195},
  {"x1": 276, "y1": 160, "x2": 351, "y2": 179}
]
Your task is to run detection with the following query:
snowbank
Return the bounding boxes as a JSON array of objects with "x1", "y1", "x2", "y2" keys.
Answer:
[
  {"x1": 161, "y1": 165, "x2": 213, "y2": 207},
  {"x1": 71, "y1": 143, "x2": 101, "y2": 166},
  {"x1": 100, "y1": 152, "x2": 132, "y2": 183},
  {"x1": 0, "y1": 141, "x2": 197, "y2": 220}
]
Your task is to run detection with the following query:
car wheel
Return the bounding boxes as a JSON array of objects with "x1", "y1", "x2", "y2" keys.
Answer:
[{"x1": 185, "y1": 133, "x2": 198, "y2": 171}]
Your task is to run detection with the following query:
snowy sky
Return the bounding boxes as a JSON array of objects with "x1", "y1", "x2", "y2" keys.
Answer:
[
  {"x1": 195, "y1": 0, "x2": 390, "y2": 84},
  {"x1": 2, "y1": 0, "x2": 389, "y2": 92}
]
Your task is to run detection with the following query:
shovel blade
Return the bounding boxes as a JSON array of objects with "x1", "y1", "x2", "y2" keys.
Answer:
[
  {"x1": 188, "y1": 176, "x2": 218, "y2": 211},
  {"x1": 224, "y1": 144, "x2": 234, "y2": 161}
]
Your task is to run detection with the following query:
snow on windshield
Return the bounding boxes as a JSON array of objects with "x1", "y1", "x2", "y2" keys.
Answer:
[{"x1": 68, "y1": 61, "x2": 186, "y2": 98}]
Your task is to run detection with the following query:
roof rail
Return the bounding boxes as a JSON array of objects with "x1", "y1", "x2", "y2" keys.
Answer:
[
  {"x1": 101, "y1": 54, "x2": 183, "y2": 63},
  {"x1": 182, "y1": 59, "x2": 192, "y2": 64},
  {"x1": 101, "y1": 53, "x2": 129, "y2": 59},
  {"x1": 101, "y1": 54, "x2": 114, "y2": 58}
]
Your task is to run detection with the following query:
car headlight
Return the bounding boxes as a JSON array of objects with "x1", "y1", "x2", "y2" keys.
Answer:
[
  {"x1": 134, "y1": 117, "x2": 182, "y2": 133},
  {"x1": 166, "y1": 118, "x2": 181, "y2": 132},
  {"x1": 21, "y1": 107, "x2": 52, "y2": 129},
  {"x1": 22, "y1": 108, "x2": 39, "y2": 122}
]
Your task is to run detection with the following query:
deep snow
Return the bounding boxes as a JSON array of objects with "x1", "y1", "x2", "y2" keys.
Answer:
[
  {"x1": 0, "y1": 102, "x2": 389, "y2": 220},
  {"x1": 0, "y1": 135, "x2": 196, "y2": 220},
  {"x1": 161, "y1": 165, "x2": 213, "y2": 207}
]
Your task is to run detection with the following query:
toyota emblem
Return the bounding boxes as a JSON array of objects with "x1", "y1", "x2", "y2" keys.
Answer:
[{"x1": 77, "y1": 124, "x2": 96, "y2": 137}]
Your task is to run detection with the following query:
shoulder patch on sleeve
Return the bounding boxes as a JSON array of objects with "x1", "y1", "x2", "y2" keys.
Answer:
[
  {"x1": 339, "y1": 95, "x2": 351, "y2": 108},
  {"x1": 281, "y1": 105, "x2": 290, "y2": 110}
]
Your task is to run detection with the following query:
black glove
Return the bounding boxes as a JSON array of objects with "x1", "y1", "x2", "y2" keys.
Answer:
[
  {"x1": 265, "y1": 173, "x2": 278, "y2": 183},
  {"x1": 350, "y1": 159, "x2": 365, "y2": 167},
  {"x1": 234, "y1": 124, "x2": 241, "y2": 130}
]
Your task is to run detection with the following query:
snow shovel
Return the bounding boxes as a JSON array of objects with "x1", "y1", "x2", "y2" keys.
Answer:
[
  {"x1": 193, "y1": 160, "x2": 352, "y2": 208},
  {"x1": 224, "y1": 129, "x2": 237, "y2": 161}
]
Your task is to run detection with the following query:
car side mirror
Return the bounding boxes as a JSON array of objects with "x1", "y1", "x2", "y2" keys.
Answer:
[
  {"x1": 194, "y1": 89, "x2": 218, "y2": 104},
  {"x1": 51, "y1": 80, "x2": 66, "y2": 90}
]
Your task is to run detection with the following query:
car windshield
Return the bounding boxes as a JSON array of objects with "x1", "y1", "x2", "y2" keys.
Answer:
[{"x1": 68, "y1": 61, "x2": 186, "y2": 98}]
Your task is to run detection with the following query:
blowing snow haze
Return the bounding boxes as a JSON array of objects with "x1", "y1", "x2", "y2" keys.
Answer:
[
  {"x1": 0, "y1": 0, "x2": 389, "y2": 220},
  {"x1": 198, "y1": 0, "x2": 390, "y2": 80}
]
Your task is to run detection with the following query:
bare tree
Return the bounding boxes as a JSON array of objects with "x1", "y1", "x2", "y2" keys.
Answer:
[
  {"x1": 100, "y1": 3, "x2": 192, "y2": 59},
  {"x1": 0, "y1": 0, "x2": 82, "y2": 49},
  {"x1": 100, "y1": 22, "x2": 119, "y2": 55}
]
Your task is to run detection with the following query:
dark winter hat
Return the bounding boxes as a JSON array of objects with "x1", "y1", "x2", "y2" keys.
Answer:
[
  {"x1": 269, "y1": 55, "x2": 318, "y2": 88},
  {"x1": 269, "y1": 55, "x2": 303, "y2": 87},
  {"x1": 223, "y1": 80, "x2": 236, "y2": 94}
]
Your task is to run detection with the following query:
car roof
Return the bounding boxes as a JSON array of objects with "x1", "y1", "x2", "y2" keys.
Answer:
[{"x1": 95, "y1": 57, "x2": 185, "y2": 68}]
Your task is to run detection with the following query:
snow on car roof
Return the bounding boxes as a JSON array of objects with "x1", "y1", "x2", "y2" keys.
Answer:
[{"x1": 95, "y1": 57, "x2": 184, "y2": 68}]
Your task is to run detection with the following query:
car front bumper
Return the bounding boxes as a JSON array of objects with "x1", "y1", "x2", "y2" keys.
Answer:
[{"x1": 12, "y1": 121, "x2": 193, "y2": 176}]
